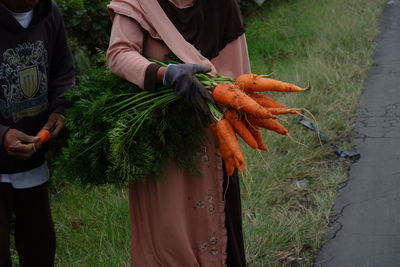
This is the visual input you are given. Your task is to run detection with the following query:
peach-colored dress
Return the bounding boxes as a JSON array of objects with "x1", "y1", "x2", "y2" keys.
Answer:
[{"x1": 107, "y1": 0, "x2": 250, "y2": 266}]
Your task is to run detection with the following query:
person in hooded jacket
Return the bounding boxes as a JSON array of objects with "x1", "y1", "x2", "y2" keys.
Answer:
[
  {"x1": 107, "y1": 0, "x2": 250, "y2": 266},
  {"x1": 0, "y1": 0, "x2": 74, "y2": 266}
]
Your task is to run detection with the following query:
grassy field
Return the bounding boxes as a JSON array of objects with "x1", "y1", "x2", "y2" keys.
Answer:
[
  {"x1": 242, "y1": 0, "x2": 386, "y2": 265},
  {"x1": 11, "y1": 0, "x2": 387, "y2": 266}
]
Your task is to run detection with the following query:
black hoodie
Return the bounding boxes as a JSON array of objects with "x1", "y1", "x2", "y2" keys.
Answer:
[{"x1": 0, "y1": 0, "x2": 75, "y2": 174}]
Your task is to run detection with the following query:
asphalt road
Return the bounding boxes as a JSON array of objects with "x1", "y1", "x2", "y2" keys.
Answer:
[{"x1": 315, "y1": 0, "x2": 400, "y2": 266}]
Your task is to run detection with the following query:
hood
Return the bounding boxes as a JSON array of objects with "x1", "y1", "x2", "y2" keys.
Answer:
[{"x1": 0, "y1": 0, "x2": 53, "y2": 32}]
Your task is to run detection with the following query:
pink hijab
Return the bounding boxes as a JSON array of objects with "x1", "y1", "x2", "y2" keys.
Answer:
[{"x1": 108, "y1": 0, "x2": 217, "y2": 72}]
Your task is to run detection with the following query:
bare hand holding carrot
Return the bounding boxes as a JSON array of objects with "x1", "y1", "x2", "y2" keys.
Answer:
[{"x1": 3, "y1": 129, "x2": 39, "y2": 160}]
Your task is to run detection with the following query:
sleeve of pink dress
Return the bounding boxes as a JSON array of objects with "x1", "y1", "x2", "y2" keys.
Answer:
[{"x1": 107, "y1": 14, "x2": 153, "y2": 89}]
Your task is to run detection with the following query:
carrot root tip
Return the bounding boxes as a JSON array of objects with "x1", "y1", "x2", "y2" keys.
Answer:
[
  {"x1": 302, "y1": 82, "x2": 312, "y2": 91},
  {"x1": 260, "y1": 72, "x2": 275, "y2": 78}
]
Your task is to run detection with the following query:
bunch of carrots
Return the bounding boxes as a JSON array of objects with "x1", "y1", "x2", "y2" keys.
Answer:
[
  {"x1": 56, "y1": 57, "x2": 309, "y2": 184},
  {"x1": 210, "y1": 74, "x2": 309, "y2": 176}
]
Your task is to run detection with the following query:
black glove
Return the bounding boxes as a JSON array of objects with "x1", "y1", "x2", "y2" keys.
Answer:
[{"x1": 163, "y1": 64, "x2": 212, "y2": 115}]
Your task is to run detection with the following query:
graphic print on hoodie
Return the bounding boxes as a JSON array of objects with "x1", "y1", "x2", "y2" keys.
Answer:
[
  {"x1": 0, "y1": 40, "x2": 49, "y2": 122},
  {"x1": 0, "y1": 0, "x2": 74, "y2": 174}
]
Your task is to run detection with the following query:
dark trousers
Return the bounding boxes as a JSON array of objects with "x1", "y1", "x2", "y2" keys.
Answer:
[
  {"x1": 0, "y1": 182, "x2": 55, "y2": 267},
  {"x1": 223, "y1": 169, "x2": 247, "y2": 267}
]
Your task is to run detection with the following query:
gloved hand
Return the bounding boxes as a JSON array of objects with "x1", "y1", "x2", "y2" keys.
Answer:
[{"x1": 163, "y1": 64, "x2": 212, "y2": 115}]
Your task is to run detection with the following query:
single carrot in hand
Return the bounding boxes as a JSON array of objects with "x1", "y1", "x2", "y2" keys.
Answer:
[
  {"x1": 36, "y1": 129, "x2": 52, "y2": 144},
  {"x1": 248, "y1": 93, "x2": 286, "y2": 108},
  {"x1": 224, "y1": 108, "x2": 258, "y2": 149},
  {"x1": 249, "y1": 117, "x2": 289, "y2": 136},
  {"x1": 236, "y1": 74, "x2": 309, "y2": 92},
  {"x1": 212, "y1": 83, "x2": 276, "y2": 119}
]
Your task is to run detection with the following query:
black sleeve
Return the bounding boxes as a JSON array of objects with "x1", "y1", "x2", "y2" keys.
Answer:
[
  {"x1": 48, "y1": 5, "x2": 75, "y2": 114},
  {"x1": 0, "y1": 124, "x2": 9, "y2": 146},
  {"x1": 144, "y1": 63, "x2": 162, "y2": 91}
]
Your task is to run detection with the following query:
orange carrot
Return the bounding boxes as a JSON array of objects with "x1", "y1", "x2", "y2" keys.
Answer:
[
  {"x1": 234, "y1": 156, "x2": 245, "y2": 172},
  {"x1": 224, "y1": 108, "x2": 258, "y2": 149},
  {"x1": 218, "y1": 136, "x2": 236, "y2": 176},
  {"x1": 212, "y1": 84, "x2": 276, "y2": 119},
  {"x1": 215, "y1": 119, "x2": 245, "y2": 164},
  {"x1": 248, "y1": 93, "x2": 300, "y2": 115},
  {"x1": 249, "y1": 117, "x2": 288, "y2": 136},
  {"x1": 236, "y1": 74, "x2": 308, "y2": 92},
  {"x1": 249, "y1": 93, "x2": 286, "y2": 108},
  {"x1": 36, "y1": 129, "x2": 52, "y2": 144},
  {"x1": 224, "y1": 156, "x2": 236, "y2": 177},
  {"x1": 212, "y1": 119, "x2": 245, "y2": 173},
  {"x1": 244, "y1": 121, "x2": 268, "y2": 151},
  {"x1": 211, "y1": 123, "x2": 238, "y2": 176},
  {"x1": 266, "y1": 107, "x2": 302, "y2": 115}
]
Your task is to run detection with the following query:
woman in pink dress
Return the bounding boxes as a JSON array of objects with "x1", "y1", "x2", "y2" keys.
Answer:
[{"x1": 106, "y1": 0, "x2": 251, "y2": 266}]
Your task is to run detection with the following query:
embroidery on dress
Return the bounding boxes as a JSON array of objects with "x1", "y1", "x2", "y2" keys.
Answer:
[
  {"x1": 209, "y1": 249, "x2": 219, "y2": 256},
  {"x1": 196, "y1": 200, "x2": 206, "y2": 208},
  {"x1": 196, "y1": 145, "x2": 209, "y2": 162},
  {"x1": 195, "y1": 192, "x2": 216, "y2": 213},
  {"x1": 199, "y1": 234, "x2": 219, "y2": 257}
]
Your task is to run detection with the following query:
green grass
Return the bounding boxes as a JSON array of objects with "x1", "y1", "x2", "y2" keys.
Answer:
[
  {"x1": 242, "y1": 0, "x2": 386, "y2": 265},
  {"x1": 51, "y1": 182, "x2": 130, "y2": 266},
  {"x1": 10, "y1": 0, "x2": 386, "y2": 266}
]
